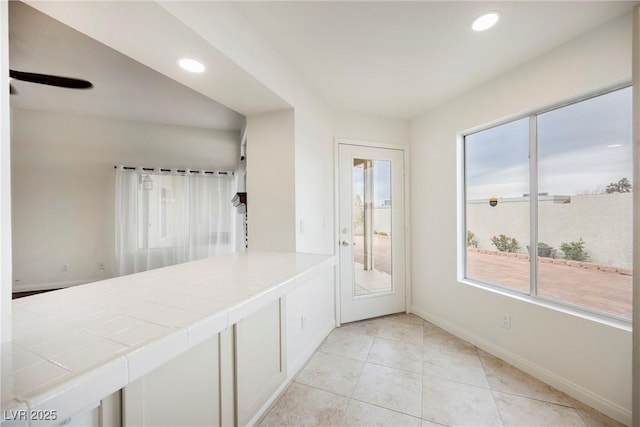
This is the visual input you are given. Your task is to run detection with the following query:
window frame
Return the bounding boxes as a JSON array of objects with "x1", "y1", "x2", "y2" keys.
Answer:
[{"x1": 459, "y1": 83, "x2": 633, "y2": 325}]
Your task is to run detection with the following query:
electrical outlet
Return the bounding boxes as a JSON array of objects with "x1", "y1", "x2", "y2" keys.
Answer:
[
  {"x1": 98, "y1": 263, "x2": 105, "y2": 270},
  {"x1": 62, "y1": 264, "x2": 69, "y2": 272},
  {"x1": 502, "y1": 314, "x2": 511, "y2": 329}
]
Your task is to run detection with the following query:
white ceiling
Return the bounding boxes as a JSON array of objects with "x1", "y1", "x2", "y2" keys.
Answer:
[
  {"x1": 9, "y1": 2, "x2": 245, "y2": 131},
  {"x1": 235, "y1": 1, "x2": 635, "y2": 119},
  {"x1": 10, "y1": 2, "x2": 636, "y2": 125}
]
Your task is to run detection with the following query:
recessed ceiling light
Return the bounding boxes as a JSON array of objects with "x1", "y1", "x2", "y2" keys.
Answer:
[
  {"x1": 472, "y1": 12, "x2": 500, "y2": 32},
  {"x1": 607, "y1": 144, "x2": 623, "y2": 148},
  {"x1": 178, "y1": 58, "x2": 205, "y2": 73}
]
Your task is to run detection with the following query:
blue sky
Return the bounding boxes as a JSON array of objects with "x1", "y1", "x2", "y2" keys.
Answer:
[{"x1": 465, "y1": 86, "x2": 633, "y2": 200}]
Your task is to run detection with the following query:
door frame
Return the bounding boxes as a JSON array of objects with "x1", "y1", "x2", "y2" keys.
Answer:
[{"x1": 334, "y1": 138, "x2": 411, "y2": 327}]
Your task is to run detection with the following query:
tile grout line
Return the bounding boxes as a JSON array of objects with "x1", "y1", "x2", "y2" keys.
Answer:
[
  {"x1": 477, "y1": 346, "x2": 510, "y2": 426},
  {"x1": 476, "y1": 351, "x2": 581, "y2": 409},
  {"x1": 271, "y1": 314, "x2": 618, "y2": 426}
]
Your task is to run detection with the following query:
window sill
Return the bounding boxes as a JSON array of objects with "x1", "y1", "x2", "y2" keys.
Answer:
[{"x1": 458, "y1": 277, "x2": 632, "y2": 332}]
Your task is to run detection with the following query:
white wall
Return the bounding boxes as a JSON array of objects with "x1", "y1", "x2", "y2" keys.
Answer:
[
  {"x1": 246, "y1": 109, "x2": 296, "y2": 252},
  {"x1": 410, "y1": 13, "x2": 633, "y2": 424},
  {"x1": 11, "y1": 108, "x2": 239, "y2": 291},
  {"x1": 333, "y1": 109, "x2": 410, "y2": 147}
]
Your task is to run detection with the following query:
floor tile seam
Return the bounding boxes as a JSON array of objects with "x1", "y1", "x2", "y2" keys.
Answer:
[
  {"x1": 363, "y1": 359, "x2": 425, "y2": 381},
  {"x1": 290, "y1": 350, "x2": 320, "y2": 384},
  {"x1": 359, "y1": 358, "x2": 424, "y2": 420},
  {"x1": 422, "y1": 371, "x2": 492, "y2": 391},
  {"x1": 422, "y1": 341, "x2": 480, "y2": 356},
  {"x1": 365, "y1": 358, "x2": 423, "y2": 375},
  {"x1": 486, "y1": 377, "x2": 507, "y2": 427},
  {"x1": 372, "y1": 335, "x2": 425, "y2": 351},
  {"x1": 424, "y1": 343, "x2": 482, "y2": 359},
  {"x1": 363, "y1": 336, "x2": 376, "y2": 362},
  {"x1": 294, "y1": 349, "x2": 366, "y2": 398},
  {"x1": 337, "y1": 397, "x2": 351, "y2": 427},
  {"x1": 315, "y1": 348, "x2": 369, "y2": 364},
  {"x1": 372, "y1": 334, "x2": 423, "y2": 345},
  {"x1": 335, "y1": 327, "x2": 377, "y2": 340},
  {"x1": 332, "y1": 327, "x2": 388, "y2": 347},
  {"x1": 347, "y1": 346, "x2": 372, "y2": 403},
  {"x1": 254, "y1": 381, "x2": 294, "y2": 426},
  {"x1": 572, "y1": 405, "x2": 593, "y2": 427},
  {"x1": 383, "y1": 320, "x2": 427, "y2": 335},
  {"x1": 489, "y1": 388, "x2": 576, "y2": 409},
  {"x1": 347, "y1": 395, "x2": 424, "y2": 423},
  {"x1": 476, "y1": 350, "x2": 501, "y2": 388},
  {"x1": 389, "y1": 320, "x2": 426, "y2": 328},
  {"x1": 421, "y1": 416, "x2": 449, "y2": 427},
  {"x1": 492, "y1": 389, "x2": 591, "y2": 427},
  {"x1": 383, "y1": 319, "x2": 427, "y2": 329},
  {"x1": 290, "y1": 378, "x2": 355, "y2": 399}
]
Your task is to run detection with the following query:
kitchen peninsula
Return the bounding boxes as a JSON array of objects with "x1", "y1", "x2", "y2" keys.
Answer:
[{"x1": 2, "y1": 251, "x2": 336, "y2": 426}]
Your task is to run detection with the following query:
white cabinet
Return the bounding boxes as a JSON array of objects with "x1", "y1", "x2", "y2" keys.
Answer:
[
  {"x1": 121, "y1": 298, "x2": 286, "y2": 427},
  {"x1": 235, "y1": 299, "x2": 286, "y2": 426},
  {"x1": 123, "y1": 337, "x2": 220, "y2": 427}
]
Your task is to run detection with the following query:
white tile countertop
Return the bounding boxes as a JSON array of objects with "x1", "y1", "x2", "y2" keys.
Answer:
[{"x1": 1, "y1": 251, "x2": 336, "y2": 426}]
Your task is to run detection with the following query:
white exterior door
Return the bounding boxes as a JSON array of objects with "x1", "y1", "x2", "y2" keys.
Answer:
[{"x1": 338, "y1": 143, "x2": 406, "y2": 323}]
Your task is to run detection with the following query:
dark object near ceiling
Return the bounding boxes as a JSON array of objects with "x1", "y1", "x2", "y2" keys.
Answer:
[{"x1": 9, "y1": 69, "x2": 93, "y2": 95}]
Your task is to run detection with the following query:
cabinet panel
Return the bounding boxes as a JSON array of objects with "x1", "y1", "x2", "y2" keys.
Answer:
[
  {"x1": 235, "y1": 299, "x2": 286, "y2": 426},
  {"x1": 219, "y1": 328, "x2": 235, "y2": 427},
  {"x1": 123, "y1": 336, "x2": 220, "y2": 427}
]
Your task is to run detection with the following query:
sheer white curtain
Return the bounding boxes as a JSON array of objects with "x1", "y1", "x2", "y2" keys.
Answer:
[{"x1": 115, "y1": 166, "x2": 235, "y2": 276}]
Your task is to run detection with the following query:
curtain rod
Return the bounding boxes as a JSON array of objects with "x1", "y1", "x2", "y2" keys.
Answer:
[{"x1": 114, "y1": 165, "x2": 234, "y2": 176}]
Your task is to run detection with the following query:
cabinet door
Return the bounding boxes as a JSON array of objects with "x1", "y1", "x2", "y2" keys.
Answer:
[
  {"x1": 235, "y1": 299, "x2": 286, "y2": 426},
  {"x1": 123, "y1": 336, "x2": 220, "y2": 427}
]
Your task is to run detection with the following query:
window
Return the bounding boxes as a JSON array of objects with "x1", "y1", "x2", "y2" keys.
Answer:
[
  {"x1": 138, "y1": 174, "x2": 187, "y2": 249},
  {"x1": 463, "y1": 86, "x2": 633, "y2": 321},
  {"x1": 115, "y1": 167, "x2": 235, "y2": 276},
  {"x1": 465, "y1": 118, "x2": 530, "y2": 293}
]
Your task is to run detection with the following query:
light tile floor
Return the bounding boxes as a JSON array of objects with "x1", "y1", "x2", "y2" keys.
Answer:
[{"x1": 258, "y1": 313, "x2": 625, "y2": 427}]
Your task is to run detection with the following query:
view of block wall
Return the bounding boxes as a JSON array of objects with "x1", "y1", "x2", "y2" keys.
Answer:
[{"x1": 467, "y1": 192, "x2": 633, "y2": 269}]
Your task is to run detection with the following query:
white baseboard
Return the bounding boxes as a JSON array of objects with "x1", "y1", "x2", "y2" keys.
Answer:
[
  {"x1": 13, "y1": 280, "x2": 96, "y2": 293},
  {"x1": 247, "y1": 318, "x2": 335, "y2": 427},
  {"x1": 410, "y1": 305, "x2": 631, "y2": 426}
]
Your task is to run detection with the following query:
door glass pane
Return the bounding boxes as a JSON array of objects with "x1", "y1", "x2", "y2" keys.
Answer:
[
  {"x1": 537, "y1": 87, "x2": 633, "y2": 319},
  {"x1": 465, "y1": 118, "x2": 530, "y2": 292},
  {"x1": 353, "y1": 158, "x2": 392, "y2": 296}
]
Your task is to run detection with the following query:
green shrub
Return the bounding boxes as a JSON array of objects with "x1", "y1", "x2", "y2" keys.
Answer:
[
  {"x1": 467, "y1": 231, "x2": 478, "y2": 248},
  {"x1": 605, "y1": 177, "x2": 632, "y2": 194},
  {"x1": 537, "y1": 242, "x2": 550, "y2": 248},
  {"x1": 560, "y1": 238, "x2": 588, "y2": 261},
  {"x1": 490, "y1": 234, "x2": 520, "y2": 253}
]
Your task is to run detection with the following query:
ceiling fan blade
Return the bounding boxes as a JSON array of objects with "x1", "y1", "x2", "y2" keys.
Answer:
[
  {"x1": 9, "y1": 83, "x2": 17, "y2": 95},
  {"x1": 9, "y1": 69, "x2": 93, "y2": 89}
]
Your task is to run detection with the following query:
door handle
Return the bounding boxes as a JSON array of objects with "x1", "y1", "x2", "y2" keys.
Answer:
[{"x1": 341, "y1": 240, "x2": 353, "y2": 247}]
